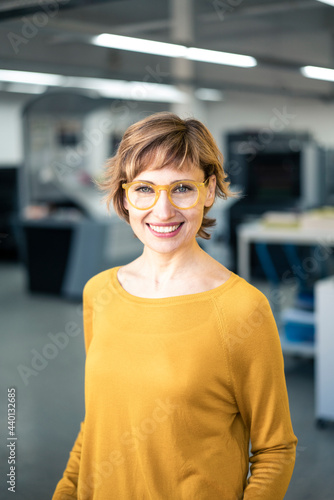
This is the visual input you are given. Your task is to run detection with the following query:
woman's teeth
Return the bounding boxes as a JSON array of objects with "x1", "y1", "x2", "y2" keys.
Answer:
[{"x1": 149, "y1": 224, "x2": 181, "y2": 233}]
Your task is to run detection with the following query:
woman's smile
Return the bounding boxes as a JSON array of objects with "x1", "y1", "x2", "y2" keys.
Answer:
[{"x1": 146, "y1": 222, "x2": 184, "y2": 237}]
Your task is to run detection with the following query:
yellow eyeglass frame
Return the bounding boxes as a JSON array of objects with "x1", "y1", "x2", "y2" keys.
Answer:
[{"x1": 122, "y1": 178, "x2": 210, "y2": 210}]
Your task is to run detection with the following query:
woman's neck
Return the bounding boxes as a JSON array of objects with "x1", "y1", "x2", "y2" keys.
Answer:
[
  {"x1": 118, "y1": 241, "x2": 230, "y2": 298},
  {"x1": 139, "y1": 241, "x2": 204, "y2": 285}
]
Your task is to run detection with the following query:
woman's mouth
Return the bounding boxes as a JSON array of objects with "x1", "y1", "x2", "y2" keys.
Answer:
[{"x1": 147, "y1": 222, "x2": 184, "y2": 237}]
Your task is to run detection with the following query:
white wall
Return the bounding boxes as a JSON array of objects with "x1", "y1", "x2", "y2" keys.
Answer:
[{"x1": 0, "y1": 94, "x2": 29, "y2": 166}]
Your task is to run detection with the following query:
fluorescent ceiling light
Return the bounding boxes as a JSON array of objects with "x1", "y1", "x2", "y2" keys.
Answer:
[
  {"x1": 0, "y1": 69, "x2": 64, "y2": 86},
  {"x1": 187, "y1": 47, "x2": 256, "y2": 68},
  {"x1": 0, "y1": 69, "x2": 188, "y2": 103},
  {"x1": 101, "y1": 82, "x2": 187, "y2": 103},
  {"x1": 194, "y1": 88, "x2": 223, "y2": 101},
  {"x1": 92, "y1": 33, "x2": 257, "y2": 68},
  {"x1": 65, "y1": 76, "x2": 187, "y2": 103},
  {"x1": 301, "y1": 65, "x2": 334, "y2": 82},
  {"x1": 316, "y1": 0, "x2": 334, "y2": 6},
  {"x1": 93, "y1": 33, "x2": 187, "y2": 58},
  {"x1": 0, "y1": 83, "x2": 48, "y2": 94}
]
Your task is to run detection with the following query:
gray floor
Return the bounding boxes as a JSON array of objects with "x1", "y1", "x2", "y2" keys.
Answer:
[{"x1": 0, "y1": 262, "x2": 333, "y2": 500}]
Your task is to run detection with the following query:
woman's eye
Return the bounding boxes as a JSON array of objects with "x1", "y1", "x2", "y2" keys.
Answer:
[
  {"x1": 174, "y1": 183, "x2": 194, "y2": 193},
  {"x1": 135, "y1": 185, "x2": 154, "y2": 193}
]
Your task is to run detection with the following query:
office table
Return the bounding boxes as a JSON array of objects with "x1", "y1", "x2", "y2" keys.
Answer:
[
  {"x1": 237, "y1": 221, "x2": 334, "y2": 283},
  {"x1": 237, "y1": 221, "x2": 334, "y2": 358}
]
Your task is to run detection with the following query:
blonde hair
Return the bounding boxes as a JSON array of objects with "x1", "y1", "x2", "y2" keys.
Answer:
[{"x1": 97, "y1": 111, "x2": 235, "y2": 239}]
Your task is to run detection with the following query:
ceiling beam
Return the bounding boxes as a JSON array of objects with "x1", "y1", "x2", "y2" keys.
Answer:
[
  {"x1": 0, "y1": 0, "x2": 120, "y2": 22},
  {"x1": 200, "y1": 0, "x2": 319, "y2": 24}
]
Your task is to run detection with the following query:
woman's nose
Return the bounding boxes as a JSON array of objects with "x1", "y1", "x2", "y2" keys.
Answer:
[{"x1": 153, "y1": 189, "x2": 176, "y2": 219}]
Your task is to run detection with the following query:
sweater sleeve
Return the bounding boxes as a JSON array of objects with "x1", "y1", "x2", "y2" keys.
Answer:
[
  {"x1": 223, "y1": 288, "x2": 297, "y2": 500},
  {"x1": 52, "y1": 281, "x2": 94, "y2": 499},
  {"x1": 52, "y1": 422, "x2": 85, "y2": 499}
]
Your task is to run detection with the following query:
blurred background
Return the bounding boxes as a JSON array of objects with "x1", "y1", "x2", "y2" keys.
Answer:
[{"x1": 0, "y1": 0, "x2": 334, "y2": 498}]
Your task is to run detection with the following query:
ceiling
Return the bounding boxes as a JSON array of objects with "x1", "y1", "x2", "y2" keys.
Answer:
[{"x1": 0, "y1": 0, "x2": 334, "y2": 101}]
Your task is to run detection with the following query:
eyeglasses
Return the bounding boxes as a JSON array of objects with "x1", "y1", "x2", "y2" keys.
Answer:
[{"x1": 122, "y1": 178, "x2": 210, "y2": 210}]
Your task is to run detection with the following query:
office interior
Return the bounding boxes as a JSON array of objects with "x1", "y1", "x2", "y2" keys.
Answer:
[{"x1": 1, "y1": 0, "x2": 334, "y2": 499}]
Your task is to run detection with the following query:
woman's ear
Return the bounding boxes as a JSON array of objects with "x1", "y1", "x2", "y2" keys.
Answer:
[
  {"x1": 204, "y1": 175, "x2": 216, "y2": 208},
  {"x1": 123, "y1": 191, "x2": 129, "y2": 211}
]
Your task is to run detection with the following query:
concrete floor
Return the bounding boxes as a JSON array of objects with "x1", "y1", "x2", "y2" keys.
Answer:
[{"x1": 0, "y1": 262, "x2": 333, "y2": 500}]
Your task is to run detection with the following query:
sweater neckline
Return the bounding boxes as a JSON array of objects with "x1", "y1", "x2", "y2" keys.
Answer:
[{"x1": 110, "y1": 266, "x2": 238, "y2": 305}]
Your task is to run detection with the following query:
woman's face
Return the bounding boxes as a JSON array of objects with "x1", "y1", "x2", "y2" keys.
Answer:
[{"x1": 123, "y1": 163, "x2": 216, "y2": 256}]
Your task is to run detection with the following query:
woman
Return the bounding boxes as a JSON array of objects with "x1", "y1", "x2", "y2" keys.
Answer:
[{"x1": 53, "y1": 112, "x2": 297, "y2": 500}]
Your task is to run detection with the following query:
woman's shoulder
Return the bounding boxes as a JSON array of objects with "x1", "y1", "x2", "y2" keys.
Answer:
[
  {"x1": 213, "y1": 272, "x2": 270, "y2": 315},
  {"x1": 214, "y1": 277, "x2": 276, "y2": 352},
  {"x1": 83, "y1": 267, "x2": 118, "y2": 297}
]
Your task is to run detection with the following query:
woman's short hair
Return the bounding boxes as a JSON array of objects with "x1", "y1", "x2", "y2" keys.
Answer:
[{"x1": 97, "y1": 111, "x2": 235, "y2": 239}]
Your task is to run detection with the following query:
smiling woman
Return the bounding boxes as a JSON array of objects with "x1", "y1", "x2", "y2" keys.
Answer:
[
  {"x1": 99, "y1": 111, "x2": 234, "y2": 238},
  {"x1": 52, "y1": 112, "x2": 297, "y2": 500},
  {"x1": 118, "y1": 162, "x2": 217, "y2": 266}
]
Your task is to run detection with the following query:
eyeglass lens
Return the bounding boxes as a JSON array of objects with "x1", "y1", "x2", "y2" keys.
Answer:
[{"x1": 128, "y1": 182, "x2": 199, "y2": 209}]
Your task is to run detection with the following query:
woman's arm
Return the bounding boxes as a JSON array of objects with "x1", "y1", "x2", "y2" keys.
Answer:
[
  {"x1": 226, "y1": 291, "x2": 298, "y2": 499},
  {"x1": 52, "y1": 421, "x2": 85, "y2": 499},
  {"x1": 52, "y1": 281, "x2": 94, "y2": 499}
]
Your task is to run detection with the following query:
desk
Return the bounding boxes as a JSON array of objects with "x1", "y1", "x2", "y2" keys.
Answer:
[
  {"x1": 237, "y1": 222, "x2": 334, "y2": 283},
  {"x1": 237, "y1": 221, "x2": 334, "y2": 358}
]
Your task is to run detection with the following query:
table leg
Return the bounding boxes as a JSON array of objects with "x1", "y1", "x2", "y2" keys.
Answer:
[{"x1": 238, "y1": 233, "x2": 250, "y2": 282}]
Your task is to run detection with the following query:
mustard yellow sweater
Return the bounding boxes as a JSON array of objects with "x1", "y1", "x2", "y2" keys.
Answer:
[{"x1": 52, "y1": 267, "x2": 297, "y2": 500}]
